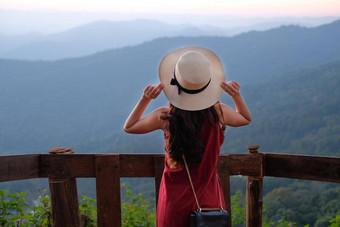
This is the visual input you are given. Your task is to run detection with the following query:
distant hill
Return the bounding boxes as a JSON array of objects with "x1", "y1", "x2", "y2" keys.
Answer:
[
  {"x1": 0, "y1": 20, "x2": 340, "y2": 155},
  {"x1": 0, "y1": 19, "x2": 221, "y2": 60},
  {"x1": 1, "y1": 18, "x2": 339, "y2": 60},
  {"x1": 1, "y1": 9, "x2": 338, "y2": 35}
]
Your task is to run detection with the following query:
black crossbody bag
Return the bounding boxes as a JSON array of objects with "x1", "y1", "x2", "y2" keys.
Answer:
[{"x1": 182, "y1": 155, "x2": 229, "y2": 227}]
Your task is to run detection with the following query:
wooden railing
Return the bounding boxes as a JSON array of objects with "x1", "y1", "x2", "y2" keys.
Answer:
[{"x1": 0, "y1": 146, "x2": 339, "y2": 227}]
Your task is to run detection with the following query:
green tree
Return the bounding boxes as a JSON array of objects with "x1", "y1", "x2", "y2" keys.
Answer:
[{"x1": 231, "y1": 190, "x2": 246, "y2": 226}]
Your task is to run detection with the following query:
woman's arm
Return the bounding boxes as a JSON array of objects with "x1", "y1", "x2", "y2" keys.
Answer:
[
  {"x1": 217, "y1": 81, "x2": 251, "y2": 127},
  {"x1": 124, "y1": 83, "x2": 167, "y2": 134}
]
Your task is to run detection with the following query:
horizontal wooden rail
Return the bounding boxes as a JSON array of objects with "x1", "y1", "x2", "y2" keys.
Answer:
[
  {"x1": 264, "y1": 153, "x2": 340, "y2": 183},
  {"x1": 1, "y1": 153, "x2": 339, "y2": 182},
  {"x1": 0, "y1": 154, "x2": 40, "y2": 182},
  {"x1": 39, "y1": 153, "x2": 263, "y2": 178},
  {"x1": 1, "y1": 153, "x2": 263, "y2": 182}
]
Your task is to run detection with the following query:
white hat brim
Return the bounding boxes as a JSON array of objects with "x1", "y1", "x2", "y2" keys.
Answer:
[{"x1": 159, "y1": 46, "x2": 226, "y2": 111}]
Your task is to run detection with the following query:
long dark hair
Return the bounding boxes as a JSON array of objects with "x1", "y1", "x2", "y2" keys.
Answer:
[{"x1": 162, "y1": 104, "x2": 219, "y2": 166}]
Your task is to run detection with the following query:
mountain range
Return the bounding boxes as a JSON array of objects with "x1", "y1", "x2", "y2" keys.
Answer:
[{"x1": 0, "y1": 19, "x2": 339, "y2": 157}]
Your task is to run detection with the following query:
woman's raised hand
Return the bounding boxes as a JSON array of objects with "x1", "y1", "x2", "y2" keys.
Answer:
[
  {"x1": 220, "y1": 81, "x2": 240, "y2": 97},
  {"x1": 124, "y1": 82, "x2": 165, "y2": 133},
  {"x1": 143, "y1": 83, "x2": 164, "y2": 100},
  {"x1": 218, "y1": 81, "x2": 252, "y2": 126}
]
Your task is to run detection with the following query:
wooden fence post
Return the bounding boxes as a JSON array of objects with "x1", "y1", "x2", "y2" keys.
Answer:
[
  {"x1": 95, "y1": 154, "x2": 121, "y2": 227},
  {"x1": 246, "y1": 146, "x2": 263, "y2": 227},
  {"x1": 48, "y1": 148, "x2": 81, "y2": 227}
]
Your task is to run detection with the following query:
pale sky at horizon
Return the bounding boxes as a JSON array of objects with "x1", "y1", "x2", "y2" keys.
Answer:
[{"x1": 1, "y1": 0, "x2": 340, "y2": 17}]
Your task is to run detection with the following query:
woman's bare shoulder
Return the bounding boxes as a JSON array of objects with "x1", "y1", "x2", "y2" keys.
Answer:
[
  {"x1": 213, "y1": 102, "x2": 226, "y2": 117},
  {"x1": 154, "y1": 106, "x2": 169, "y2": 121},
  {"x1": 154, "y1": 106, "x2": 169, "y2": 133},
  {"x1": 156, "y1": 106, "x2": 170, "y2": 113},
  {"x1": 213, "y1": 102, "x2": 233, "y2": 126},
  {"x1": 214, "y1": 102, "x2": 229, "y2": 109}
]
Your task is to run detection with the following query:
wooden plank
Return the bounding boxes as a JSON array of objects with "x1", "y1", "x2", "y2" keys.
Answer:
[
  {"x1": 264, "y1": 153, "x2": 340, "y2": 183},
  {"x1": 40, "y1": 154, "x2": 95, "y2": 178},
  {"x1": 246, "y1": 177, "x2": 263, "y2": 227},
  {"x1": 217, "y1": 158, "x2": 231, "y2": 227},
  {"x1": 153, "y1": 156, "x2": 164, "y2": 209},
  {"x1": 120, "y1": 154, "x2": 157, "y2": 177},
  {"x1": 224, "y1": 154, "x2": 263, "y2": 177},
  {"x1": 39, "y1": 154, "x2": 263, "y2": 178},
  {"x1": 49, "y1": 177, "x2": 81, "y2": 227},
  {"x1": 40, "y1": 154, "x2": 157, "y2": 178},
  {"x1": 95, "y1": 155, "x2": 121, "y2": 227},
  {"x1": 0, "y1": 154, "x2": 40, "y2": 182}
]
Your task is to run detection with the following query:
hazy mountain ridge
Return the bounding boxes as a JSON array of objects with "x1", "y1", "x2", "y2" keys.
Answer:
[
  {"x1": 1, "y1": 18, "x2": 339, "y2": 61},
  {"x1": 0, "y1": 19, "x2": 218, "y2": 60}
]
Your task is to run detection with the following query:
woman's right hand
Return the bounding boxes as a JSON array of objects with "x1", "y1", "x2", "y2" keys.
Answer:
[
  {"x1": 218, "y1": 81, "x2": 251, "y2": 127},
  {"x1": 143, "y1": 83, "x2": 164, "y2": 100}
]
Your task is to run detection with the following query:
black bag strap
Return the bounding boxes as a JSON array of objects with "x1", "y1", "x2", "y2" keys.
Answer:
[{"x1": 182, "y1": 154, "x2": 223, "y2": 211}]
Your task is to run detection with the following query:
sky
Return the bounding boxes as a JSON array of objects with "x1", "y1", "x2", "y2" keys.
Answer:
[
  {"x1": 1, "y1": 0, "x2": 340, "y2": 17},
  {"x1": 1, "y1": 0, "x2": 340, "y2": 34}
]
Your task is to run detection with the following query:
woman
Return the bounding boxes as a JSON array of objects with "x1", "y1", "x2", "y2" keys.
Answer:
[{"x1": 124, "y1": 47, "x2": 251, "y2": 227}]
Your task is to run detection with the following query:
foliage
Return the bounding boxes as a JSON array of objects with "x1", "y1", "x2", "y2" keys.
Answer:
[
  {"x1": 121, "y1": 184, "x2": 156, "y2": 227},
  {"x1": 1, "y1": 187, "x2": 339, "y2": 226},
  {"x1": 24, "y1": 189, "x2": 52, "y2": 226},
  {"x1": 79, "y1": 195, "x2": 97, "y2": 227},
  {"x1": 0, "y1": 186, "x2": 156, "y2": 227},
  {"x1": 0, "y1": 189, "x2": 52, "y2": 227},
  {"x1": 329, "y1": 215, "x2": 340, "y2": 227},
  {"x1": 0, "y1": 189, "x2": 28, "y2": 226},
  {"x1": 231, "y1": 190, "x2": 246, "y2": 226},
  {"x1": 230, "y1": 190, "x2": 308, "y2": 227},
  {"x1": 264, "y1": 186, "x2": 340, "y2": 227},
  {"x1": 231, "y1": 188, "x2": 339, "y2": 227},
  {"x1": 275, "y1": 217, "x2": 297, "y2": 227}
]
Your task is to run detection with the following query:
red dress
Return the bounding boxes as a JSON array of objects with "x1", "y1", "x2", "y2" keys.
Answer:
[{"x1": 156, "y1": 120, "x2": 226, "y2": 227}]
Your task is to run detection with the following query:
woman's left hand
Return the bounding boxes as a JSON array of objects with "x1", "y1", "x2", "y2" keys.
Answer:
[
  {"x1": 143, "y1": 83, "x2": 164, "y2": 100},
  {"x1": 220, "y1": 81, "x2": 240, "y2": 97}
]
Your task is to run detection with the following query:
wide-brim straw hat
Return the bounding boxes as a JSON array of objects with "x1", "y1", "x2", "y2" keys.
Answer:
[{"x1": 159, "y1": 46, "x2": 226, "y2": 111}]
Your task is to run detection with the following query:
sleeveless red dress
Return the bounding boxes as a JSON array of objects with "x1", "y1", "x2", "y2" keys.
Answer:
[{"x1": 156, "y1": 120, "x2": 226, "y2": 227}]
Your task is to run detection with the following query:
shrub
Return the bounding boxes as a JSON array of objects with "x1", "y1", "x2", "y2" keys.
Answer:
[{"x1": 0, "y1": 186, "x2": 156, "y2": 227}]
